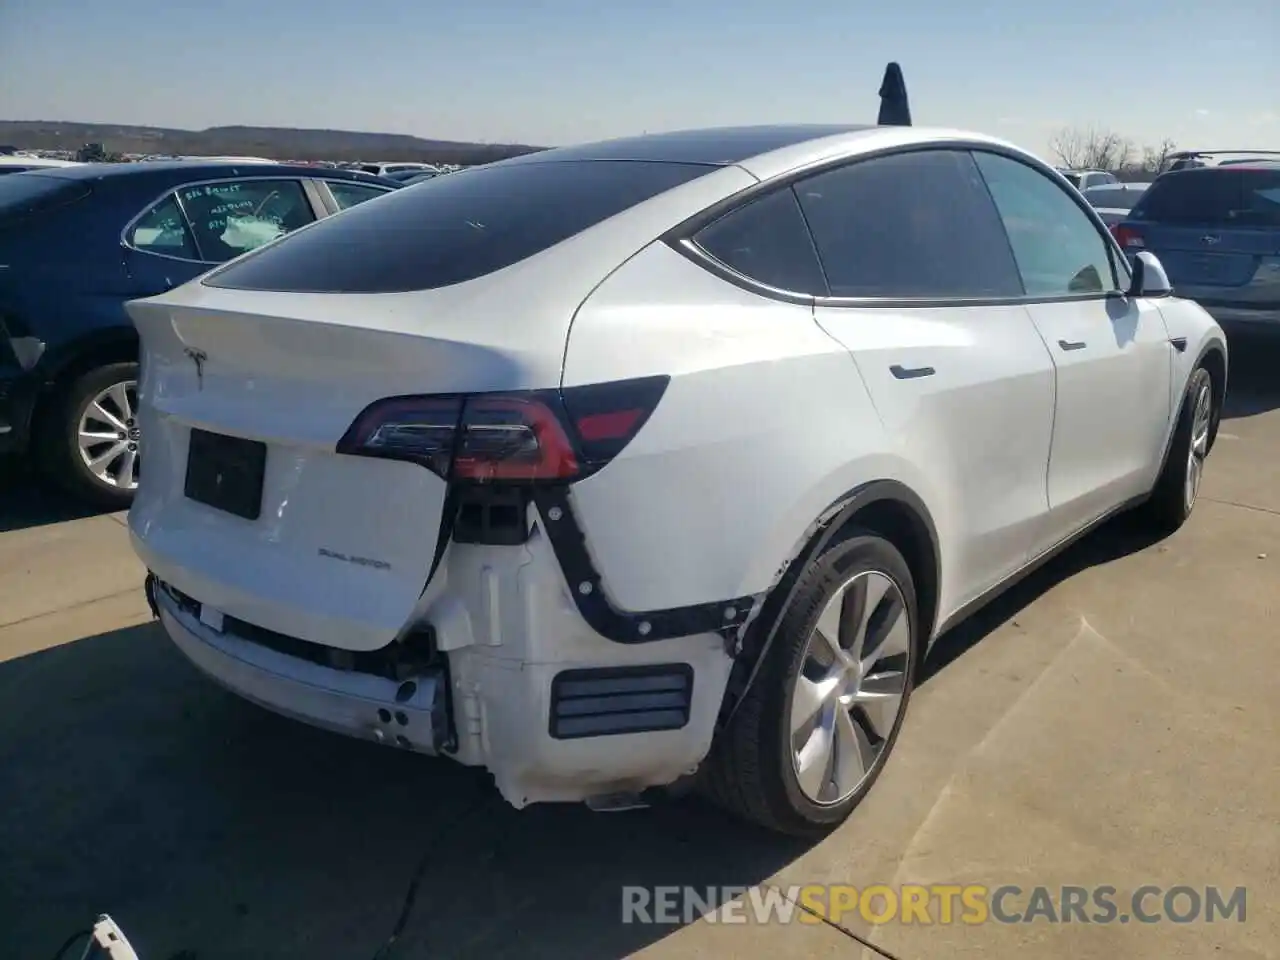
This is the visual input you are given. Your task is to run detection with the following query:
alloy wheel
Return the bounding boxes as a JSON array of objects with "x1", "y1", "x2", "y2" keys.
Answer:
[
  {"x1": 77, "y1": 379, "x2": 141, "y2": 491},
  {"x1": 789, "y1": 569, "x2": 912, "y2": 806},
  {"x1": 1184, "y1": 378, "x2": 1212, "y2": 511}
]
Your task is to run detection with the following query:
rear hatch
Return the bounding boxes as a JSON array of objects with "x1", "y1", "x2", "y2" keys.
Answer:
[
  {"x1": 1117, "y1": 167, "x2": 1280, "y2": 294},
  {"x1": 128, "y1": 285, "x2": 571, "y2": 652}
]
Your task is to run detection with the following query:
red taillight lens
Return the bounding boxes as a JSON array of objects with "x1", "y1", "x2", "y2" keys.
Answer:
[
  {"x1": 1112, "y1": 224, "x2": 1144, "y2": 249},
  {"x1": 337, "y1": 376, "x2": 669, "y2": 484},
  {"x1": 340, "y1": 396, "x2": 463, "y2": 477},
  {"x1": 452, "y1": 395, "x2": 579, "y2": 482}
]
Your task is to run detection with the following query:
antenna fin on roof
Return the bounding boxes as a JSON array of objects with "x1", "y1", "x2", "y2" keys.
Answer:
[{"x1": 877, "y1": 62, "x2": 912, "y2": 127}]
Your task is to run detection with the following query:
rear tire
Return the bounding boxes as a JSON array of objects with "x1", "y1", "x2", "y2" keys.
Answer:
[
  {"x1": 701, "y1": 531, "x2": 920, "y2": 837},
  {"x1": 36, "y1": 362, "x2": 140, "y2": 510},
  {"x1": 1141, "y1": 365, "x2": 1214, "y2": 533}
]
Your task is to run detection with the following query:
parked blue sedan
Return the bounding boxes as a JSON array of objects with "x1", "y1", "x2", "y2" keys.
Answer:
[{"x1": 0, "y1": 161, "x2": 399, "y2": 506}]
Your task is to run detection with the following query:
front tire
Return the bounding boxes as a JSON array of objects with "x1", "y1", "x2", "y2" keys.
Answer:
[
  {"x1": 702, "y1": 531, "x2": 920, "y2": 837},
  {"x1": 37, "y1": 362, "x2": 141, "y2": 510},
  {"x1": 1142, "y1": 365, "x2": 1214, "y2": 533}
]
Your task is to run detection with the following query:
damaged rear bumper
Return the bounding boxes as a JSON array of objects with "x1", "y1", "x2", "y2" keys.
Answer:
[
  {"x1": 149, "y1": 575, "x2": 453, "y2": 753},
  {"x1": 145, "y1": 547, "x2": 736, "y2": 809}
]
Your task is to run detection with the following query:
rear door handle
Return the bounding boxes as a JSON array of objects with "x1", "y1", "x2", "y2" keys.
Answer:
[
  {"x1": 1058, "y1": 339, "x2": 1087, "y2": 351},
  {"x1": 890, "y1": 364, "x2": 936, "y2": 380}
]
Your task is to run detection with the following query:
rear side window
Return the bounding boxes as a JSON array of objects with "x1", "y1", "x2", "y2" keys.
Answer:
[
  {"x1": 0, "y1": 173, "x2": 90, "y2": 222},
  {"x1": 127, "y1": 195, "x2": 199, "y2": 260},
  {"x1": 1131, "y1": 171, "x2": 1248, "y2": 225},
  {"x1": 794, "y1": 149, "x2": 1023, "y2": 299},
  {"x1": 205, "y1": 160, "x2": 714, "y2": 293},
  {"x1": 692, "y1": 187, "x2": 827, "y2": 295},
  {"x1": 178, "y1": 179, "x2": 315, "y2": 262}
]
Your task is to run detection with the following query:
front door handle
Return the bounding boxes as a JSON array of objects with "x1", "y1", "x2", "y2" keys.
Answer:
[
  {"x1": 1058, "y1": 339, "x2": 1087, "y2": 351},
  {"x1": 890, "y1": 364, "x2": 936, "y2": 380}
]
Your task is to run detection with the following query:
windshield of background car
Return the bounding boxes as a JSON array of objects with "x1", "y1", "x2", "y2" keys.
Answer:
[
  {"x1": 204, "y1": 159, "x2": 715, "y2": 293},
  {"x1": 1130, "y1": 169, "x2": 1280, "y2": 227},
  {"x1": 0, "y1": 173, "x2": 90, "y2": 223},
  {"x1": 1061, "y1": 172, "x2": 1082, "y2": 188}
]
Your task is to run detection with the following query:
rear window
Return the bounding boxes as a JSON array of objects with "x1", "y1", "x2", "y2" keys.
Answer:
[
  {"x1": 205, "y1": 159, "x2": 713, "y2": 293},
  {"x1": 0, "y1": 173, "x2": 90, "y2": 222},
  {"x1": 1084, "y1": 186, "x2": 1139, "y2": 210},
  {"x1": 1131, "y1": 169, "x2": 1280, "y2": 227}
]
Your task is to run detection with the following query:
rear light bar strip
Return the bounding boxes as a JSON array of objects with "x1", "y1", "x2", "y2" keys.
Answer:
[{"x1": 531, "y1": 486, "x2": 757, "y2": 644}]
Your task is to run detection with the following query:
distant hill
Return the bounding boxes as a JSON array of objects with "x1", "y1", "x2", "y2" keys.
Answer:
[{"x1": 0, "y1": 120, "x2": 546, "y2": 165}]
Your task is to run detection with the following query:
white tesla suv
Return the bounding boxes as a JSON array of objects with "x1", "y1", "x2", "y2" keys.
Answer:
[{"x1": 127, "y1": 125, "x2": 1227, "y2": 837}]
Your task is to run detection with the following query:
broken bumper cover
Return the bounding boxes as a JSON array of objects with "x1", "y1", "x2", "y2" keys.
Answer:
[
  {"x1": 150, "y1": 578, "x2": 451, "y2": 753},
  {"x1": 146, "y1": 558, "x2": 737, "y2": 808}
]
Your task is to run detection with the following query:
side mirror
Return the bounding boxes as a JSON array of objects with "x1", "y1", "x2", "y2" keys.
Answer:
[{"x1": 1128, "y1": 251, "x2": 1173, "y2": 298}]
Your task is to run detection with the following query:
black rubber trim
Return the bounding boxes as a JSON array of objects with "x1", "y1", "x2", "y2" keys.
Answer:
[
  {"x1": 531, "y1": 486, "x2": 757, "y2": 643},
  {"x1": 719, "y1": 479, "x2": 940, "y2": 729}
]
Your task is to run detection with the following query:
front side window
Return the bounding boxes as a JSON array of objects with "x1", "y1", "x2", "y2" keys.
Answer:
[
  {"x1": 326, "y1": 180, "x2": 390, "y2": 211},
  {"x1": 793, "y1": 149, "x2": 1023, "y2": 299},
  {"x1": 974, "y1": 151, "x2": 1120, "y2": 297},
  {"x1": 177, "y1": 179, "x2": 314, "y2": 262},
  {"x1": 205, "y1": 159, "x2": 714, "y2": 293},
  {"x1": 127, "y1": 195, "x2": 198, "y2": 259},
  {"x1": 692, "y1": 187, "x2": 827, "y2": 295}
]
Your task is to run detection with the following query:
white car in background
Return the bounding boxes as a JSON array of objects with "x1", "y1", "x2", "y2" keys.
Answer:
[
  {"x1": 1057, "y1": 167, "x2": 1119, "y2": 190},
  {"x1": 359, "y1": 161, "x2": 439, "y2": 177},
  {"x1": 0, "y1": 155, "x2": 81, "y2": 175},
  {"x1": 128, "y1": 124, "x2": 1227, "y2": 837},
  {"x1": 1083, "y1": 181, "x2": 1152, "y2": 226}
]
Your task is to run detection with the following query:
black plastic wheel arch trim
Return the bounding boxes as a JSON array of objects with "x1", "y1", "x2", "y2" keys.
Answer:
[
  {"x1": 530, "y1": 486, "x2": 758, "y2": 644},
  {"x1": 717, "y1": 479, "x2": 940, "y2": 730}
]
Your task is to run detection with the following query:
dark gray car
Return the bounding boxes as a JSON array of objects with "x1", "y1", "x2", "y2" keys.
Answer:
[{"x1": 1114, "y1": 164, "x2": 1280, "y2": 326}]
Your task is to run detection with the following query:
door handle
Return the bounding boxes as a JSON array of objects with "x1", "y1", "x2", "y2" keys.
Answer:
[
  {"x1": 1058, "y1": 339, "x2": 1087, "y2": 351},
  {"x1": 890, "y1": 364, "x2": 936, "y2": 380}
]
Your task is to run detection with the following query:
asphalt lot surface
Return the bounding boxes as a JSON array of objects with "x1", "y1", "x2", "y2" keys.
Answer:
[{"x1": 2, "y1": 324, "x2": 1277, "y2": 960}]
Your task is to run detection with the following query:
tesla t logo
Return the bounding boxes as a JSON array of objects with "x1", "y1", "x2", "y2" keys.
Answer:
[{"x1": 184, "y1": 347, "x2": 207, "y2": 389}]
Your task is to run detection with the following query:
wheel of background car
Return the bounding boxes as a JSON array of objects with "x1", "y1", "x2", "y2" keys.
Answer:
[
  {"x1": 37, "y1": 362, "x2": 142, "y2": 509},
  {"x1": 1141, "y1": 365, "x2": 1216, "y2": 532},
  {"x1": 699, "y1": 530, "x2": 920, "y2": 837}
]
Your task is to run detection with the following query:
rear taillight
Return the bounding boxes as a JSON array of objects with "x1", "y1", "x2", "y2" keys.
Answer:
[
  {"x1": 1112, "y1": 224, "x2": 1144, "y2": 249},
  {"x1": 337, "y1": 376, "x2": 669, "y2": 484}
]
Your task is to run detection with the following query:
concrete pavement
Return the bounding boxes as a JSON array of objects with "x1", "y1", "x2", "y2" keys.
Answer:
[{"x1": 1, "y1": 325, "x2": 1277, "y2": 960}]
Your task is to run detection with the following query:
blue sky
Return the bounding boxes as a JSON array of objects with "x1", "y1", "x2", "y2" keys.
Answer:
[{"x1": 2, "y1": 0, "x2": 1277, "y2": 160}]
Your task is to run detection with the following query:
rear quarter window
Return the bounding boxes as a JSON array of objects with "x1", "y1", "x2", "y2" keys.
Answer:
[{"x1": 203, "y1": 159, "x2": 715, "y2": 293}]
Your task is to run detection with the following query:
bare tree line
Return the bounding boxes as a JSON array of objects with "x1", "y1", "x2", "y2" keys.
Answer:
[{"x1": 1048, "y1": 126, "x2": 1178, "y2": 175}]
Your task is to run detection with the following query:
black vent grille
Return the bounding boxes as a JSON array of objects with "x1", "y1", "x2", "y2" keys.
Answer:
[{"x1": 549, "y1": 664, "x2": 694, "y2": 739}]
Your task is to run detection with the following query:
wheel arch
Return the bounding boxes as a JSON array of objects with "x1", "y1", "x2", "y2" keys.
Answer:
[
  {"x1": 31, "y1": 330, "x2": 138, "y2": 404},
  {"x1": 1197, "y1": 341, "x2": 1227, "y2": 450},
  {"x1": 31, "y1": 328, "x2": 139, "y2": 422},
  {"x1": 717, "y1": 479, "x2": 942, "y2": 729}
]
